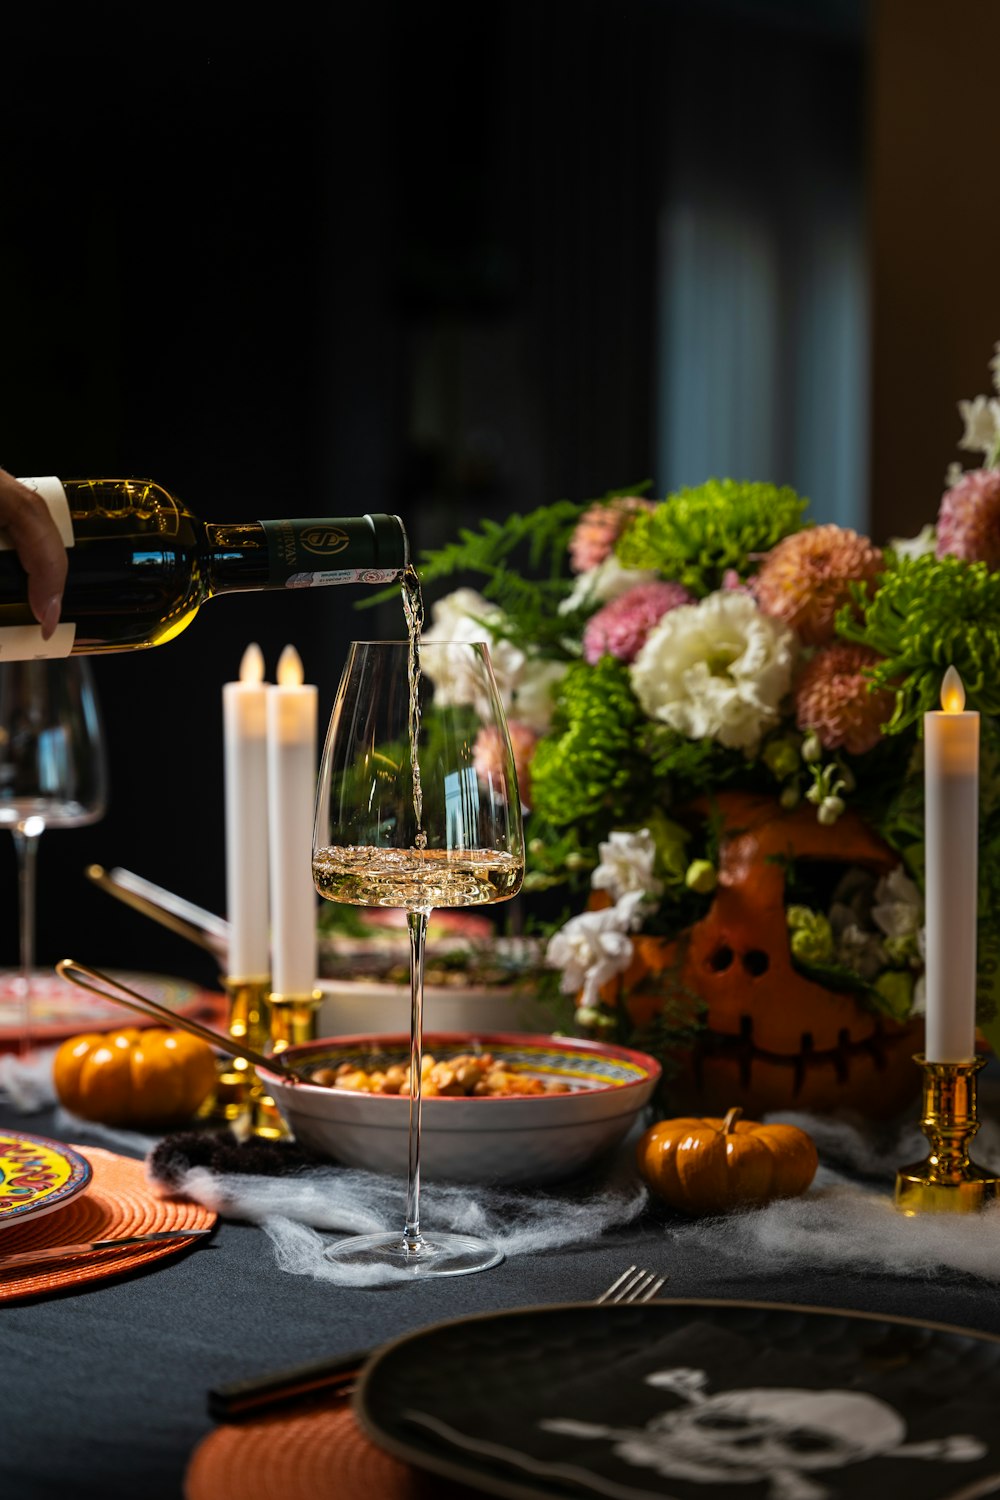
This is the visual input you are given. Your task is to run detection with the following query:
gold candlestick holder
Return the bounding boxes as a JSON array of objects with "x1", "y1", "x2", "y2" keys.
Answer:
[
  {"x1": 895, "y1": 1054, "x2": 1000, "y2": 1213},
  {"x1": 214, "y1": 976, "x2": 287, "y2": 1139},
  {"x1": 268, "y1": 988, "x2": 324, "y2": 1053}
]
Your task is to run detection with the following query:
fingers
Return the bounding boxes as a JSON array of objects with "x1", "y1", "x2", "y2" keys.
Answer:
[{"x1": 0, "y1": 469, "x2": 69, "y2": 638}]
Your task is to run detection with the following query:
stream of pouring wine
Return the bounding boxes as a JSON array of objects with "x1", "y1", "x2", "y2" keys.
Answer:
[{"x1": 401, "y1": 565, "x2": 426, "y2": 851}]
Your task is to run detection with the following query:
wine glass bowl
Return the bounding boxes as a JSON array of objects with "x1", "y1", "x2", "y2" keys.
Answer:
[
  {"x1": 0, "y1": 660, "x2": 109, "y2": 1050},
  {"x1": 312, "y1": 639, "x2": 525, "y2": 1278}
]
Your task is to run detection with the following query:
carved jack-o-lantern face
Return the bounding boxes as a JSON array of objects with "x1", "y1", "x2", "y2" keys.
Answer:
[{"x1": 620, "y1": 792, "x2": 924, "y2": 1118}]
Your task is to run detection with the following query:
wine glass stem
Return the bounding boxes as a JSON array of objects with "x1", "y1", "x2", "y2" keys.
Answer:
[
  {"x1": 403, "y1": 907, "x2": 429, "y2": 1251},
  {"x1": 13, "y1": 826, "x2": 41, "y2": 1056}
]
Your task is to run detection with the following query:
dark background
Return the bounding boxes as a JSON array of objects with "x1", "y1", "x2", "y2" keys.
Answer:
[{"x1": 1, "y1": 0, "x2": 981, "y2": 992}]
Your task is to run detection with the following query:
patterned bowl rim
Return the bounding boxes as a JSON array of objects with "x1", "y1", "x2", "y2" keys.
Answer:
[{"x1": 260, "y1": 1030, "x2": 662, "y2": 1100}]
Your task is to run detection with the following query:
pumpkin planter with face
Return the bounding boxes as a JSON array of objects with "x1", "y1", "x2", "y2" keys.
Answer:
[{"x1": 609, "y1": 792, "x2": 924, "y2": 1119}]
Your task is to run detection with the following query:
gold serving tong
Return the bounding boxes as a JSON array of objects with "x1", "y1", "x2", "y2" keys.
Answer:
[
  {"x1": 55, "y1": 960, "x2": 308, "y2": 1084},
  {"x1": 84, "y1": 865, "x2": 229, "y2": 961}
]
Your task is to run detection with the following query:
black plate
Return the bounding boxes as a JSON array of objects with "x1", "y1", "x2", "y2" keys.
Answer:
[{"x1": 355, "y1": 1299, "x2": 1000, "y2": 1500}]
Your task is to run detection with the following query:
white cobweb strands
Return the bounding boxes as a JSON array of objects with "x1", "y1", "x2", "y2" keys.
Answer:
[
  {"x1": 672, "y1": 1179, "x2": 1000, "y2": 1283},
  {"x1": 667, "y1": 1105, "x2": 1000, "y2": 1285},
  {"x1": 154, "y1": 1149, "x2": 650, "y2": 1287}
]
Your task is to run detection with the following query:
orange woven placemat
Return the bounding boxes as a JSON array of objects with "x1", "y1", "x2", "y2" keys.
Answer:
[
  {"x1": 0, "y1": 1144, "x2": 216, "y2": 1301},
  {"x1": 185, "y1": 1401, "x2": 465, "y2": 1500}
]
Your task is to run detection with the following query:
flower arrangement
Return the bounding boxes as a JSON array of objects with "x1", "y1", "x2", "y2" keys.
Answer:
[{"x1": 406, "y1": 345, "x2": 1000, "y2": 1065}]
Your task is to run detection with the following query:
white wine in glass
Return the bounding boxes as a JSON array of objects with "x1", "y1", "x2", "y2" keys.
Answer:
[
  {"x1": 0, "y1": 660, "x2": 109, "y2": 1052},
  {"x1": 312, "y1": 638, "x2": 525, "y2": 1278}
]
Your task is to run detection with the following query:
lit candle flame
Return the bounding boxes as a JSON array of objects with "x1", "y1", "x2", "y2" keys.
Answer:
[
  {"x1": 276, "y1": 644, "x2": 304, "y2": 688},
  {"x1": 941, "y1": 664, "x2": 966, "y2": 714},
  {"x1": 239, "y1": 642, "x2": 265, "y2": 685}
]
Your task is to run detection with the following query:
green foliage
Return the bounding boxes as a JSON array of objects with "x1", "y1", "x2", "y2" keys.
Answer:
[
  {"x1": 521, "y1": 820, "x2": 596, "y2": 894},
  {"x1": 614, "y1": 478, "x2": 808, "y2": 593},
  {"x1": 785, "y1": 953, "x2": 902, "y2": 1019},
  {"x1": 529, "y1": 657, "x2": 650, "y2": 833},
  {"x1": 837, "y1": 553, "x2": 1000, "y2": 733},
  {"x1": 363, "y1": 485, "x2": 650, "y2": 652},
  {"x1": 608, "y1": 959, "x2": 707, "y2": 1072},
  {"x1": 316, "y1": 902, "x2": 375, "y2": 938},
  {"x1": 638, "y1": 722, "x2": 758, "y2": 803}
]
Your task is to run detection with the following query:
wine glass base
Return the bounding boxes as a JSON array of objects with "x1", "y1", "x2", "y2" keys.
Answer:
[{"x1": 323, "y1": 1230, "x2": 503, "y2": 1279}]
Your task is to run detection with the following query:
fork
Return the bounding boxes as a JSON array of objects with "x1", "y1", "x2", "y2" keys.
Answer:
[
  {"x1": 596, "y1": 1264, "x2": 667, "y2": 1304},
  {"x1": 210, "y1": 1261, "x2": 668, "y2": 1419}
]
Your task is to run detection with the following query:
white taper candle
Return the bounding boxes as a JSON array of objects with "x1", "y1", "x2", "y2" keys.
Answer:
[
  {"x1": 923, "y1": 665, "x2": 980, "y2": 1062},
  {"x1": 267, "y1": 644, "x2": 318, "y2": 997},
  {"x1": 223, "y1": 644, "x2": 270, "y2": 980}
]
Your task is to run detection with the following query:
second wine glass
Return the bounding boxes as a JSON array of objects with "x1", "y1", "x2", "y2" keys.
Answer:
[
  {"x1": 0, "y1": 659, "x2": 109, "y2": 1052},
  {"x1": 312, "y1": 639, "x2": 524, "y2": 1278}
]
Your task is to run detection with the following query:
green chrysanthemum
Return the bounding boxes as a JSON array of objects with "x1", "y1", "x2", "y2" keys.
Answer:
[
  {"x1": 530, "y1": 657, "x2": 648, "y2": 829},
  {"x1": 614, "y1": 478, "x2": 808, "y2": 593},
  {"x1": 836, "y1": 552, "x2": 1000, "y2": 732}
]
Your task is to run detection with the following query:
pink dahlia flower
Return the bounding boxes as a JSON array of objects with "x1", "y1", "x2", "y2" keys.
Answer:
[
  {"x1": 794, "y1": 643, "x2": 895, "y2": 755},
  {"x1": 936, "y1": 467, "x2": 1000, "y2": 569},
  {"x1": 754, "y1": 525, "x2": 884, "y2": 646},
  {"x1": 582, "y1": 580, "x2": 692, "y2": 664},
  {"x1": 473, "y1": 720, "x2": 538, "y2": 809},
  {"x1": 568, "y1": 496, "x2": 655, "y2": 573}
]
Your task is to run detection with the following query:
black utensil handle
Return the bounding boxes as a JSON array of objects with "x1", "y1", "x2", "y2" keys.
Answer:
[{"x1": 208, "y1": 1348, "x2": 372, "y2": 1420}]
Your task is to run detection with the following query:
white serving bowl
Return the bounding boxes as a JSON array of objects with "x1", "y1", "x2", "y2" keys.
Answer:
[
  {"x1": 316, "y1": 979, "x2": 553, "y2": 1038},
  {"x1": 257, "y1": 1032, "x2": 661, "y2": 1186}
]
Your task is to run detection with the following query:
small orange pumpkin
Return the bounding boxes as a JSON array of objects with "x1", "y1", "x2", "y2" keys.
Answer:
[
  {"x1": 636, "y1": 1106, "x2": 818, "y2": 1215},
  {"x1": 53, "y1": 1027, "x2": 218, "y2": 1127}
]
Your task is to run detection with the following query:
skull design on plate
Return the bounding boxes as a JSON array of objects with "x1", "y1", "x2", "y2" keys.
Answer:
[{"x1": 542, "y1": 1366, "x2": 986, "y2": 1500}]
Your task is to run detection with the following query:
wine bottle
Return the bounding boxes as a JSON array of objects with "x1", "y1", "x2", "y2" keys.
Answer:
[{"x1": 4, "y1": 477, "x2": 408, "y2": 658}]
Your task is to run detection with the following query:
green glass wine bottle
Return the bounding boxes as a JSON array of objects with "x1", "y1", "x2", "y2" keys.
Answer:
[{"x1": 5, "y1": 477, "x2": 408, "y2": 657}]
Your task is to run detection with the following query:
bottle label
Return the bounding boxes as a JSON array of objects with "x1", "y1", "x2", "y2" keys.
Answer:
[
  {"x1": 261, "y1": 517, "x2": 405, "y2": 587},
  {"x1": 10, "y1": 477, "x2": 76, "y2": 548},
  {"x1": 285, "y1": 568, "x2": 403, "y2": 588},
  {"x1": 0, "y1": 623, "x2": 76, "y2": 659},
  {"x1": 0, "y1": 479, "x2": 76, "y2": 655}
]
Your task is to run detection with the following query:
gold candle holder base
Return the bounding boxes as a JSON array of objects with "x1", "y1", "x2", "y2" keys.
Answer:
[
  {"x1": 895, "y1": 1054, "x2": 1000, "y2": 1214},
  {"x1": 268, "y1": 989, "x2": 324, "y2": 1053},
  {"x1": 212, "y1": 976, "x2": 287, "y2": 1140}
]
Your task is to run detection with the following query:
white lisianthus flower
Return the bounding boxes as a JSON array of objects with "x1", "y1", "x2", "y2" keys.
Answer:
[
  {"x1": 422, "y1": 586, "x2": 504, "y2": 645},
  {"x1": 544, "y1": 890, "x2": 646, "y2": 1006},
  {"x1": 958, "y1": 394, "x2": 1000, "y2": 456},
  {"x1": 420, "y1": 587, "x2": 525, "y2": 710},
  {"x1": 558, "y1": 555, "x2": 658, "y2": 615},
  {"x1": 871, "y1": 866, "x2": 923, "y2": 943},
  {"x1": 592, "y1": 828, "x2": 663, "y2": 904},
  {"x1": 889, "y1": 523, "x2": 937, "y2": 561},
  {"x1": 629, "y1": 591, "x2": 797, "y2": 753},
  {"x1": 834, "y1": 923, "x2": 887, "y2": 982},
  {"x1": 421, "y1": 586, "x2": 564, "y2": 730},
  {"x1": 511, "y1": 659, "x2": 567, "y2": 734}
]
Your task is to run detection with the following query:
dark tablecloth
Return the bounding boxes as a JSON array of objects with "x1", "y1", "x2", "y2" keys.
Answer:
[{"x1": 3, "y1": 1098, "x2": 1000, "y2": 1500}]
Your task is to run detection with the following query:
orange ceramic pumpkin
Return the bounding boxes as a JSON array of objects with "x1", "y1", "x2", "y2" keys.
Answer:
[
  {"x1": 609, "y1": 791, "x2": 924, "y2": 1119},
  {"x1": 53, "y1": 1027, "x2": 218, "y2": 1127},
  {"x1": 637, "y1": 1106, "x2": 819, "y2": 1214}
]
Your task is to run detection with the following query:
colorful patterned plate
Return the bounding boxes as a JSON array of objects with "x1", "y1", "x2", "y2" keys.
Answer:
[
  {"x1": 0, "y1": 1129, "x2": 92, "y2": 1229},
  {"x1": 259, "y1": 1032, "x2": 661, "y2": 1184},
  {"x1": 0, "y1": 968, "x2": 225, "y2": 1052}
]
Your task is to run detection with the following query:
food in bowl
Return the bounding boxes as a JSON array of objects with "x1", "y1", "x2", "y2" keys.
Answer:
[
  {"x1": 258, "y1": 1032, "x2": 661, "y2": 1186},
  {"x1": 310, "y1": 1050, "x2": 571, "y2": 1097}
]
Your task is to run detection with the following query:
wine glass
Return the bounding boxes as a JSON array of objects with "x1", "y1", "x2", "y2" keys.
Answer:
[
  {"x1": 312, "y1": 639, "x2": 524, "y2": 1278},
  {"x1": 0, "y1": 660, "x2": 109, "y2": 1053}
]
